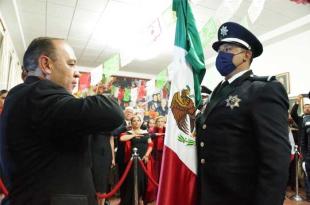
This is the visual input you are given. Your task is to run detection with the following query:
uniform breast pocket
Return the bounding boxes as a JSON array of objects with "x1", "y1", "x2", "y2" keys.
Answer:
[{"x1": 50, "y1": 194, "x2": 88, "y2": 205}]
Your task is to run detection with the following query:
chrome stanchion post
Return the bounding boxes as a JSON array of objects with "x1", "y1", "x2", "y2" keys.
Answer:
[
  {"x1": 132, "y1": 147, "x2": 139, "y2": 205},
  {"x1": 290, "y1": 145, "x2": 304, "y2": 201}
]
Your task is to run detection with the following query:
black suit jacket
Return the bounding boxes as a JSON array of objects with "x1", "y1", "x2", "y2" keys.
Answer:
[
  {"x1": 0, "y1": 76, "x2": 124, "y2": 205},
  {"x1": 196, "y1": 70, "x2": 290, "y2": 205},
  {"x1": 291, "y1": 104, "x2": 310, "y2": 162}
]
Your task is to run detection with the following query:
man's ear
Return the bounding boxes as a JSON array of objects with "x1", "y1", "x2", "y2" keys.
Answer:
[
  {"x1": 38, "y1": 55, "x2": 53, "y2": 75},
  {"x1": 245, "y1": 50, "x2": 253, "y2": 60}
]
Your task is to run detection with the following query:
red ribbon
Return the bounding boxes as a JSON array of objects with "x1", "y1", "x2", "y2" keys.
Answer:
[
  {"x1": 139, "y1": 160, "x2": 159, "y2": 187},
  {"x1": 97, "y1": 159, "x2": 133, "y2": 199}
]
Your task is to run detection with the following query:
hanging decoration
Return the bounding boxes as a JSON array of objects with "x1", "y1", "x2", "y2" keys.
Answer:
[
  {"x1": 290, "y1": 0, "x2": 310, "y2": 4},
  {"x1": 248, "y1": 0, "x2": 266, "y2": 24},
  {"x1": 155, "y1": 69, "x2": 168, "y2": 90},
  {"x1": 123, "y1": 87, "x2": 131, "y2": 103},
  {"x1": 200, "y1": 17, "x2": 218, "y2": 49},
  {"x1": 215, "y1": 0, "x2": 243, "y2": 23},
  {"x1": 103, "y1": 54, "x2": 120, "y2": 79},
  {"x1": 78, "y1": 72, "x2": 91, "y2": 92}
]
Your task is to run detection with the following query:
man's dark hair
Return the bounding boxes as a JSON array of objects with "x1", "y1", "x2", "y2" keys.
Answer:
[{"x1": 23, "y1": 37, "x2": 63, "y2": 72}]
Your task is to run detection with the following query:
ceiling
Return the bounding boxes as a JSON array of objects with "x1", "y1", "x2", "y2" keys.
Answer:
[{"x1": 0, "y1": 0, "x2": 309, "y2": 77}]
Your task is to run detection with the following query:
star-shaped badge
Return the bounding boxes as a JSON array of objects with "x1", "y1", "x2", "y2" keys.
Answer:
[
  {"x1": 220, "y1": 26, "x2": 228, "y2": 36},
  {"x1": 225, "y1": 95, "x2": 241, "y2": 110}
]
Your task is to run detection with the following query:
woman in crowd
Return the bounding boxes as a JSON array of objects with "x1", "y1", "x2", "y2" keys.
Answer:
[
  {"x1": 151, "y1": 116, "x2": 166, "y2": 182},
  {"x1": 148, "y1": 104, "x2": 159, "y2": 120},
  {"x1": 147, "y1": 118, "x2": 156, "y2": 133},
  {"x1": 120, "y1": 115, "x2": 154, "y2": 205}
]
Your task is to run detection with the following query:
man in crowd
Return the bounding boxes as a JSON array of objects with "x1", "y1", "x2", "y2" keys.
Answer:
[
  {"x1": 0, "y1": 89, "x2": 8, "y2": 201},
  {"x1": 0, "y1": 37, "x2": 124, "y2": 205},
  {"x1": 196, "y1": 22, "x2": 290, "y2": 205},
  {"x1": 197, "y1": 85, "x2": 212, "y2": 113},
  {"x1": 291, "y1": 94, "x2": 310, "y2": 200},
  {"x1": 0, "y1": 90, "x2": 8, "y2": 115},
  {"x1": 111, "y1": 106, "x2": 134, "y2": 203}
]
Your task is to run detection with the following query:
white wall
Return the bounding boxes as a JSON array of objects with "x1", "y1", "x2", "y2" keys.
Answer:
[
  {"x1": 252, "y1": 29, "x2": 310, "y2": 97},
  {"x1": 202, "y1": 29, "x2": 310, "y2": 97},
  {"x1": 0, "y1": 12, "x2": 22, "y2": 90}
]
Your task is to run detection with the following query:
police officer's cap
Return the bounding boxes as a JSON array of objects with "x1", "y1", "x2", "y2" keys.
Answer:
[{"x1": 212, "y1": 22, "x2": 263, "y2": 58}]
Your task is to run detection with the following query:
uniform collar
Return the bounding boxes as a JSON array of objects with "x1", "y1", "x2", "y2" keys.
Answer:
[
  {"x1": 226, "y1": 69, "x2": 251, "y2": 84},
  {"x1": 219, "y1": 70, "x2": 253, "y2": 88}
]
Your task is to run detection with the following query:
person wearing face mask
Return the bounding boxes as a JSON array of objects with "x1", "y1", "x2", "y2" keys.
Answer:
[{"x1": 196, "y1": 22, "x2": 290, "y2": 205}]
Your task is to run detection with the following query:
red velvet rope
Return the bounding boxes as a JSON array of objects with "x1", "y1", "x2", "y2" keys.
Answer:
[
  {"x1": 138, "y1": 160, "x2": 159, "y2": 187},
  {"x1": 97, "y1": 159, "x2": 133, "y2": 199},
  {"x1": 0, "y1": 178, "x2": 8, "y2": 196}
]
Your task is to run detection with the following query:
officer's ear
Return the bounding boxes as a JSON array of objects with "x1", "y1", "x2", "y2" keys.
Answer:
[{"x1": 244, "y1": 50, "x2": 253, "y2": 61}]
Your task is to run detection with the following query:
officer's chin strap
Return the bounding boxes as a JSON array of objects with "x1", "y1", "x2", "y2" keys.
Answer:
[{"x1": 233, "y1": 51, "x2": 247, "y2": 68}]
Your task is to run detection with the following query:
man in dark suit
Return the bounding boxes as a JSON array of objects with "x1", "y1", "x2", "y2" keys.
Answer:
[
  {"x1": 291, "y1": 95, "x2": 310, "y2": 200},
  {"x1": 111, "y1": 106, "x2": 133, "y2": 204},
  {"x1": 0, "y1": 37, "x2": 124, "y2": 205},
  {"x1": 196, "y1": 22, "x2": 290, "y2": 205}
]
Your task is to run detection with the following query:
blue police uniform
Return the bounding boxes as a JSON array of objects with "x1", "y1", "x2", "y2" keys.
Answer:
[{"x1": 196, "y1": 22, "x2": 290, "y2": 205}]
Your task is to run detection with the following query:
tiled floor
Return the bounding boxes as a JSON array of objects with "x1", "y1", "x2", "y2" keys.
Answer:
[
  {"x1": 106, "y1": 190, "x2": 310, "y2": 205},
  {"x1": 107, "y1": 198, "x2": 309, "y2": 205},
  {"x1": 284, "y1": 190, "x2": 310, "y2": 205},
  {"x1": 1, "y1": 189, "x2": 307, "y2": 205},
  {"x1": 107, "y1": 198, "x2": 155, "y2": 205}
]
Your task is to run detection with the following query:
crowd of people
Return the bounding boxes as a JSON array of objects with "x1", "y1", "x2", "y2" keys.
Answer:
[{"x1": 109, "y1": 107, "x2": 166, "y2": 205}]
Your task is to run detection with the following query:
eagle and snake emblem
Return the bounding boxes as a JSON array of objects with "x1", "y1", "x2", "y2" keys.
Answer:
[{"x1": 170, "y1": 85, "x2": 196, "y2": 136}]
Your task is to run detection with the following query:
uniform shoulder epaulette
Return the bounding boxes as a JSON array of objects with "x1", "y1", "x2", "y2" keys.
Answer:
[{"x1": 249, "y1": 75, "x2": 276, "y2": 82}]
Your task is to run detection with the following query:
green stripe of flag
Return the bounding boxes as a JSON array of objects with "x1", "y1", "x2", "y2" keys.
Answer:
[{"x1": 172, "y1": 0, "x2": 206, "y2": 106}]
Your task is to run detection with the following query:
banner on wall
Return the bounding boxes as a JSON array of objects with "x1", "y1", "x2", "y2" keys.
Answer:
[{"x1": 78, "y1": 72, "x2": 91, "y2": 91}]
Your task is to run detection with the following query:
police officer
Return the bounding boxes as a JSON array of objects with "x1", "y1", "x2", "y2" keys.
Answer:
[{"x1": 196, "y1": 22, "x2": 290, "y2": 205}]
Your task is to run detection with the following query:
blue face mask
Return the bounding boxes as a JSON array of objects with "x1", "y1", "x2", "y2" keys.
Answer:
[{"x1": 215, "y1": 51, "x2": 244, "y2": 76}]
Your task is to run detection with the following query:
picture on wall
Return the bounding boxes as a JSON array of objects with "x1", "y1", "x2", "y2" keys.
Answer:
[{"x1": 276, "y1": 72, "x2": 290, "y2": 94}]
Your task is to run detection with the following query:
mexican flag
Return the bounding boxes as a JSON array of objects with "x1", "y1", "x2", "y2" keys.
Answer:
[{"x1": 156, "y1": 0, "x2": 205, "y2": 204}]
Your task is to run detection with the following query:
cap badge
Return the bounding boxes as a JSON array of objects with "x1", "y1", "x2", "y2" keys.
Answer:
[
  {"x1": 220, "y1": 26, "x2": 228, "y2": 36},
  {"x1": 225, "y1": 95, "x2": 241, "y2": 110}
]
